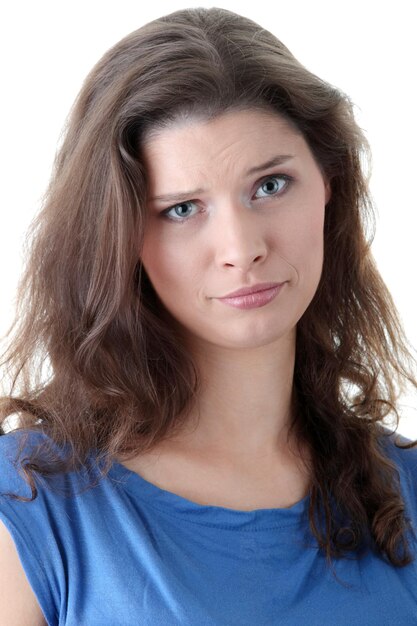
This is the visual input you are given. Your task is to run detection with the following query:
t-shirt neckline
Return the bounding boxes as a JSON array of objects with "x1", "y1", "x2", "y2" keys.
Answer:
[{"x1": 106, "y1": 458, "x2": 311, "y2": 530}]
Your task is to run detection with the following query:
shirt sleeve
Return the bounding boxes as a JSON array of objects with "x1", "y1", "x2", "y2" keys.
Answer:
[{"x1": 0, "y1": 432, "x2": 61, "y2": 626}]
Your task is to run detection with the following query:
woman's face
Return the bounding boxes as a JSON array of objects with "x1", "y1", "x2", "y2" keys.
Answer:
[{"x1": 140, "y1": 109, "x2": 331, "y2": 351}]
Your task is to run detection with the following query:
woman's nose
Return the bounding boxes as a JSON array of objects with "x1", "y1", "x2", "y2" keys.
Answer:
[{"x1": 213, "y1": 203, "x2": 268, "y2": 272}]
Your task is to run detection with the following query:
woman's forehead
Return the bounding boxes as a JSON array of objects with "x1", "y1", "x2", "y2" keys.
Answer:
[{"x1": 142, "y1": 109, "x2": 304, "y2": 166}]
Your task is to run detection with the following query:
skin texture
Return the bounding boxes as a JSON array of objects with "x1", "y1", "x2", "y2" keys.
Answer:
[{"x1": 131, "y1": 109, "x2": 331, "y2": 507}]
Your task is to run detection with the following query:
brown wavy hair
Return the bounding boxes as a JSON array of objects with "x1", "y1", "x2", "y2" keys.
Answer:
[{"x1": 1, "y1": 7, "x2": 417, "y2": 568}]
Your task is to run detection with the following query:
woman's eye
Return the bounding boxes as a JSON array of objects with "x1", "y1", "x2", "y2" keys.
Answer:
[
  {"x1": 254, "y1": 175, "x2": 290, "y2": 199},
  {"x1": 161, "y1": 174, "x2": 291, "y2": 222},
  {"x1": 163, "y1": 201, "x2": 198, "y2": 221}
]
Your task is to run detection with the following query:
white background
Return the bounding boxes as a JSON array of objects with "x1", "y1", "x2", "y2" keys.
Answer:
[{"x1": 1, "y1": 0, "x2": 416, "y2": 437}]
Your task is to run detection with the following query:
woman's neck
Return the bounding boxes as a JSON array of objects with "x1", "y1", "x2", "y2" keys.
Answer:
[
  {"x1": 118, "y1": 327, "x2": 312, "y2": 509},
  {"x1": 171, "y1": 327, "x2": 298, "y2": 463}
]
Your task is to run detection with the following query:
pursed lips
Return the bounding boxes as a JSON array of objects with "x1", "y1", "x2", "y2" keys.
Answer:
[{"x1": 217, "y1": 282, "x2": 286, "y2": 299}]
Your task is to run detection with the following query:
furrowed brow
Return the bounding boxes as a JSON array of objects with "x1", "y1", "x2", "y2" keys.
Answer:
[
  {"x1": 149, "y1": 187, "x2": 206, "y2": 203},
  {"x1": 149, "y1": 154, "x2": 294, "y2": 203},
  {"x1": 245, "y1": 154, "x2": 294, "y2": 176}
]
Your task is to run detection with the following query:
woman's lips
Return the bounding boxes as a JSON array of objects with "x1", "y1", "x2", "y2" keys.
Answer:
[{"x1": 216, "y1": 282, "x2": 286, "y2": 309}]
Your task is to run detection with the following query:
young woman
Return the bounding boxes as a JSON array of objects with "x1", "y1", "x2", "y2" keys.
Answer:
[{"x1": 1, "y1": 7, "x2": 417, "y2": 625}]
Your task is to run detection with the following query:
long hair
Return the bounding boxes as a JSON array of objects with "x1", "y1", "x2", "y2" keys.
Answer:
[{"x1": 1, "y1": 7, "x2": 416, "y2": 567}]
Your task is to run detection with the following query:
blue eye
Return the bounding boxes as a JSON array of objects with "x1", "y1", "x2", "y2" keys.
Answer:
[
  {"x1": 254, "y1": 175, "x2": 290, "y2": 199},
  {"x1": 161, "y1": 174, "x2": 291, "y2": 222},
  {"x1": 164, "y1": 201, "x2": 198, "y2": 221}
]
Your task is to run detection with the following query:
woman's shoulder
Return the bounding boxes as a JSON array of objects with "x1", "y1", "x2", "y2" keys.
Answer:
[
  {"x1": 0, "y1": 429, "x2": 49, "y2": 497},
  {"x1": 0, "y1": 427, "x2": 50, "y2": 457},
  {"x1": 378, "y1": 427, "x2": 417, "y2": 520},
  {"x1": 0, "y1": 429, "x2": 71, "y2": 626},
  {"x1": 378, "y1": 427, "x2": 417, "y2": 470},
  {"x1": 0, "y1": 428, "x2": 103, "y2": 500}
]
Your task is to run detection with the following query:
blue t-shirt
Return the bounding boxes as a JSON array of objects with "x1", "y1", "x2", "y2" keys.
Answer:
[{"x1": 0, "y1": 428, "x2": 416, "y2": 625}]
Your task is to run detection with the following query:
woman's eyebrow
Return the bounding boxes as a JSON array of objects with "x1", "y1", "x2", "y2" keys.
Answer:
[
  {"x1": 246, "y1": 154, "x2": 294, "y2": 175},
  {"x1": 149, "y1": 154, "x2": 295, "y2": 203}
]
